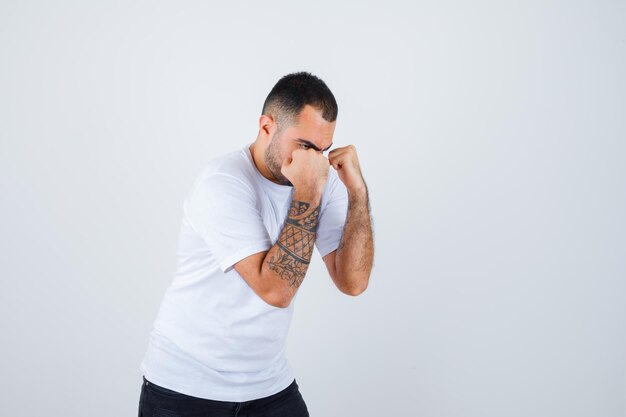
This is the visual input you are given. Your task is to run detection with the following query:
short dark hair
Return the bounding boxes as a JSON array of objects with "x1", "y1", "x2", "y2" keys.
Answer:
[{"x1": 261, "y1": 71, "x2": 338, "y2": 133}]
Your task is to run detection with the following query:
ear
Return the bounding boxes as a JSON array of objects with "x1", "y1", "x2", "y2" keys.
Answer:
[{"x1": 259, "y1": 114, "x2": 277, "y2": 139}]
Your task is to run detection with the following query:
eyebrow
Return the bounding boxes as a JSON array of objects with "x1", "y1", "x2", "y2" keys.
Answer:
[{"x1": 297, "y1": 139, "x2": 333, "y2": 152}]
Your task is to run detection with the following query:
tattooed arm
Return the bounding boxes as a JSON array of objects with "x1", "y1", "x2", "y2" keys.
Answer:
[
  {"x1": 233, "y1": 188, "x2": 322, "y2": 308},
  {"x1": 264, "y1": 189, "x2": 321, "y2": 304}
]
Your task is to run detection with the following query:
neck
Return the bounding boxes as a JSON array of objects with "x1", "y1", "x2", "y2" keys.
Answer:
[{"x1": 250, "y1": 141, "x2": 279, "y2": 184}]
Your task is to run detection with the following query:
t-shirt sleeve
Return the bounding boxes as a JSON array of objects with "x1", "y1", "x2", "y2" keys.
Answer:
[
  {"x1": 185, "y1": 173, "x2": 272, "y2": 273},
  {"x1": 315, "y1": 176, "x2": 349, "y2": 259}
]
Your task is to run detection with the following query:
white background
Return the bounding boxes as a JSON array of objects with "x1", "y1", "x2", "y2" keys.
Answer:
[{"x1": 1, "y1": 1, "x2": 625, "y2": 416}]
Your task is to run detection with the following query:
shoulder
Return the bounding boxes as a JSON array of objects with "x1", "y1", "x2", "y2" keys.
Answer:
[
  {"x1": 191, "y1": 147, "x2": 257, "y2": 194},
  {"x1": 182, "y1": 149, "x2": 261, "y2": 220}
]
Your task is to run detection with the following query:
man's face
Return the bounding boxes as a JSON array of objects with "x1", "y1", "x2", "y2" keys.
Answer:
[{"x1": 264, "y1": 104, "x2": 336, "y2": 186}]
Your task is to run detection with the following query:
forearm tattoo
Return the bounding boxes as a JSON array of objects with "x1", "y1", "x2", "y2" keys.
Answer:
[{"x1": 267, "y1": 199, "x2": 321, "y2": 289}]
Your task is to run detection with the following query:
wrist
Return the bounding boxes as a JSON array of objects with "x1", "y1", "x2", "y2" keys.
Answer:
[
  {"x1": 348, "y1": 183, "x2": 368, "y2": 198},
  {"x1": 293, "y1": 187, "x2": 322, "y2": 203}
]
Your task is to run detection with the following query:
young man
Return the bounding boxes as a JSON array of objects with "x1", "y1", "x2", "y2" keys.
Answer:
[{"x1": 138, "y1": 71, "x2": 374, "y2": 416}]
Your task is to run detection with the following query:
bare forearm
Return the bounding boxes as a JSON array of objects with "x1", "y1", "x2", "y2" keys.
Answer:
[
  {"x1": 335, "y1": 185, "x2": 374, "y2": 294},
  {"x1": 260, "y1": 188, "x2": 322, "y2": 306}
]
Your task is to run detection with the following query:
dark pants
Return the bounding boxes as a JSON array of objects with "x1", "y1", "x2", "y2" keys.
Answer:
[{"x1": 138, "y1": 376, "x2": 310, "y2": 417}]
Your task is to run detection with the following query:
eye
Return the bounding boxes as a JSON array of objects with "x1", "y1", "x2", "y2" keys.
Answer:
[{"x1": 300, "y1": 144, "x2": 310, "y2": 149}]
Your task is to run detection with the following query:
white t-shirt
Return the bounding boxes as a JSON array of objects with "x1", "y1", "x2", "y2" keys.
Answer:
[{"x1": 139, "y1": 141, "x2": 348, "y2": 402}]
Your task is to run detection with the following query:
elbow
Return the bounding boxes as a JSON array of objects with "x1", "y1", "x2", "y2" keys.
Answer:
[
  {"x1": 343, "y1": 286, "x2": 367, "y2": 297},
  {"x1": 272, "y1": 298, "x2": 292, "y2": 309},
  {"x1": 340, "y1": 280, "x2": 369, "y2": 297},
  {"x1": 264, "y1": 291, "x2": 293, "y2": 309}
]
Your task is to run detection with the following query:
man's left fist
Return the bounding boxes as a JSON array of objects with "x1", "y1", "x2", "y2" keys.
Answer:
[{"x1": 328, "y1": 144, "x2": 366, "y2": 193}]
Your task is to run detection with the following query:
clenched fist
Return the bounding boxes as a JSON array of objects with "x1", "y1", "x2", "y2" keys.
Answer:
[
  {"x1": 328, "y1": 144, "x2": 366, "y2": 193},
  {"x1": 281, "y1": 148, "x2": 330, "y2": 195}
]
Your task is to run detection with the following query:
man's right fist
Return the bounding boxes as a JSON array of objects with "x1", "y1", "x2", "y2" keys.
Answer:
[{"x1": 281, "y1": 148, "x2": 330, "y2": 194}]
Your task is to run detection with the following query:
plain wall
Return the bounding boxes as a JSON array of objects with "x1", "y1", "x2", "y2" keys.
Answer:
[{"x1": 1, "y1": 1, "x2": 624, "y2": 416}]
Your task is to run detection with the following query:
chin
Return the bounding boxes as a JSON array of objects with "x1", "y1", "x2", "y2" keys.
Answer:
[{"x1": 269, "y1": 169, "x2": 292, "y2": 187}]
